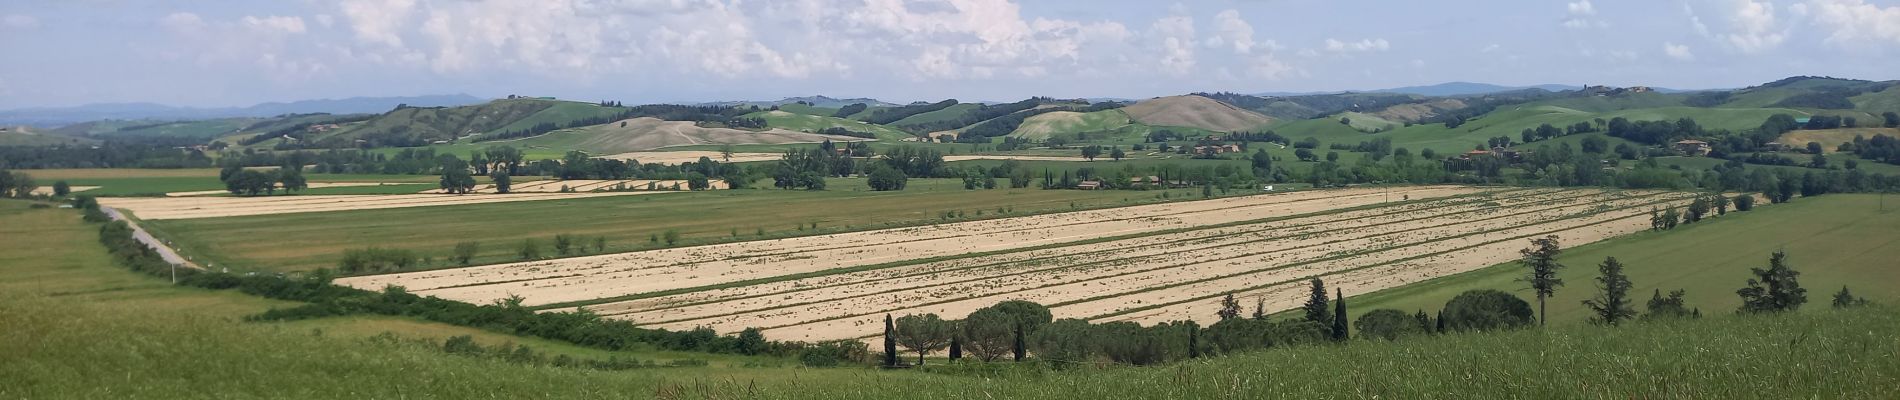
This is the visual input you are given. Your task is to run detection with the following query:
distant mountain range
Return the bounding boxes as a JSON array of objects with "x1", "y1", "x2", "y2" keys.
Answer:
[
  {"x1": 0, "y1": 94, "x2": 488, "y2": 127},
  {"x1": 1256, "y1": 82, "x2": 1693, "y2": 98}
]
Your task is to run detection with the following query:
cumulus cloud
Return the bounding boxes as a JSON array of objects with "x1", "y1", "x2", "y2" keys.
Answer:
[
  {"x1": 1692, "y1": 0, "x2": 1786, "y2": 53},
  {"x1": 242, "y1": 16, "x2": 307, "y2": 35},
  {"x1": 2, "y1": 14, "x2": 39, "y2": 30},
  {"x1": 1324, "y1": 38, "x2": 1390, "y2": 53},
  {"x1": 1804, "y1": 0, "x2": 1900, "y2": 47},
  {"x1": 1562, "y1": 0, "x2": 1605, "y2": 29},
  {"x1": 1150, "y1": 12, "x2": 1197, "y2": 75},
  {"x1": 1664, "y1": 42, "x2": 1696, "y2": 60},
  {"x1": 160, "y1": 12, "x2": 205, "y2": 33},
  {"x1": 1208, "y1": 9, "x2": 1256, "y2": 54}
]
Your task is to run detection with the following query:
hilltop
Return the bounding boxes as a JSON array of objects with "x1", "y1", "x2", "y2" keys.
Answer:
[{"x1": 1120, "y1": 95, "x2": 1275, "y2": 132}]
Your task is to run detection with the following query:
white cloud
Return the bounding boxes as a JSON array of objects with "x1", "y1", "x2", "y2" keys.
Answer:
[
  {"x1": 1209, "y1": 9, "x2": 1256, "y2": 54},
  {"x1": 1481, "y1": 43, "x2": 1501, "y2": 53},
  {"x1": 1804, "y1": 0, "x2": 1900, "y2": 47},
  {"x1": 1719, "y1": 0, "x2": 1787, "y2": 53},
  {"x1": 1150, "y1": 12, "x2": 1197, "y2": 75},
  {"x1": 1664, "y1": 42, "x2": 1696, "y2": 60},
  {"x1": 340, "y1": 0, "x2": 415, "y2": 47},
  {"x1": 1324, "y1": 38, "x2": 1389, "y2": 52},
  {"x1": 1563, "y1": 0, "x2": 1605, "y2": 29},
  {"x1": 160, "y1": 12, "x2": 205, "y2": 33},
  {"x1": 242, "y1": 16, "x2": 307, "y2": 35},
  {"x1": 2, "y1": 14, "x2": 39, "y2": 30}
]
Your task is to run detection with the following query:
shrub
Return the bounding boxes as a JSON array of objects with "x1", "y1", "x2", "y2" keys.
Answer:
[
  {"x1": 452, "y1": 241, "x2": 479, "y2": 265},
  {"x1": 338, "y1": 247, "x2": 418, "y2": 273},
  {"x1": 1355, "y1": 309, "x2": 1425, "y2": 340},
  {"x1": 1439, "y1": 289, "x2": 1535, "y2": 332}
]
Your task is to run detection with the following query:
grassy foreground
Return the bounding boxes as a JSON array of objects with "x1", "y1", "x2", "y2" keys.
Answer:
[
  {"x1": 1351, "y1": 193, "x2": 1900, "y2": 324},
  {"x1": 5, "y1": 199, "x2": 1899, "y2": 398}
]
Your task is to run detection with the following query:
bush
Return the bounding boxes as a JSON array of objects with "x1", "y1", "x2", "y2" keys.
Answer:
[
  {"x1": 452, "y1": 241, "x2": 479, "y2": 265},
  {"x1": 1355, "y1": 309, "x2": 1425, "y2": 340},
  {"x1": 1439, "y1": 289, "x2": 1535, "y2": 332},
  {"x1": 338, "y1": 247, "x2": 418, "y2": 273},
  {"x1": 1734, "y1": 194, "x2": 1755, "y2": 211}
]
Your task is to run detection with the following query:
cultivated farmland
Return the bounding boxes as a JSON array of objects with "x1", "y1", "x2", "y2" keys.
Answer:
[
  {"x1": 99, "y1": 191, "x2": 669, "y2": 220},
  {"x1": 337, "y1": 186, "x2": 1698, "y2": 342}
]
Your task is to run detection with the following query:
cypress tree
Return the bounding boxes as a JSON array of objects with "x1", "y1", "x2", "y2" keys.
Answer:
[
  {"x1": 1332, "y1": 288, "x2": 1349, "y2": 340},
  {"x1": 1434, "y1": 311, "x2": 1445, "y2": 333},
  {"x1": 1414, "y1": 309, "x2": 1431, "y2": 333},
  {"x1": 949, "y1": 337, "x2": 962, "y2": 361},
  {"x1": 1012, "y1": 322, "x2": 1026, "y2": 362},
  {"x1": 1187, "y1": 321, "x2": 1201, "y2": 359},
  {"x1": 883, "y1": 314, "x2": 898, "y2": 367}
]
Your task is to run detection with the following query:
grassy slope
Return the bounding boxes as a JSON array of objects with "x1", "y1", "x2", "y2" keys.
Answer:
[
  {"x1": 774, "y1": 103, "x2": 841, "y2": 117},
  {"x1": 482, "y1": 101, "x2": 628, "y2": 137},
  {"x1": 101, "y1": 118, "x2": 254, "y2": 140},
  {"x1": 7, "y1": 199, "x2": 1896, "y2": 398},
  {"x1": 0, "y1": 130, "x2": 99, "y2": 146},
  {"x1": 745, "y1": 110, "x2": 913, "y2": 141},
  {"x1": 18, "y1": 168, "x2": 442, "y2": 196},
  {"x1": 142, "y1": 178, "x2": 1179, "y2": 272},
  {"x1": 1778, "y1": 127, "x2": 1900, "y2": 153},
  {"x1": 889, "y1": 103, "x2": 982, "y2": 127},
  {"x1": 1008, "y1": 110, "x2": 1134, "y2": 140},
  {"x1": 1350, "y1": 194, "x2": 1900, "y2": 325},
  {"x1": 1269, "y1": 105, "x2": 1803, "y2": 156},
  {"x1": 1850, "y1": 84, "x2": 1900, "y2": 112},
  {"x1": 319, "y1": 99, "x2": 558, "y2": 143}
]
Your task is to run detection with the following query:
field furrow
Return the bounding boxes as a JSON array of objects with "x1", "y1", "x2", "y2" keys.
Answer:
[
  {"x1": 670, "y1": 191, "x2": 1683, "y2": 340},
  {"x1": 346, "y1": 186, "x2": 1487, "y2": 306}
]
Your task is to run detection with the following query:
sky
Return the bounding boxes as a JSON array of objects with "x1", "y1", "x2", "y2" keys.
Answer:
[{"x1": 2, "y1": 0, "x2": 1899, "y2": 109}]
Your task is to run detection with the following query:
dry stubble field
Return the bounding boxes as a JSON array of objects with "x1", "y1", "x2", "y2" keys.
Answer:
[{"x1": 332, "y1": 186, "x2": 1700, "y2": 342}]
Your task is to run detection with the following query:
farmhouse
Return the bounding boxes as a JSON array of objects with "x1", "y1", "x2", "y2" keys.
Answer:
[
  {"x1": 1075, "y1": 180, "x2": 1104, "y2": 190},
  {"x1": 1674, "y1": 140, "x2": 1711, "y2": 156}
]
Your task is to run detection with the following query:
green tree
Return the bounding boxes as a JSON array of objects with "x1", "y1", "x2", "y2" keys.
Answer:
[
  {"x1": 1517, "y1": 235, "x2": 1565, "y2": 326},
  {"x1": 1216, "y1": 293, "x2": 1243, "y2": 320},
  {"x1": 490, "y1": 171, "x2": 512, "y2": 194},
  {"x1": 662, "y1": 230, "x2": 681, "y2": 246},
  {"x1": 962, "y1": 308, "x2": 1015, "y2": 362},
  {"x1": 517, "y1": 238, "x2": 541, "y2": 260},
  {"x1": 1582, "y1": 257, "x2": 1637, "y2": 326},
  {"x1": 1734, "y1": 194, "x2": 1755, "y2": 211},
  {"x1": 1081, "y1": 145, "x2": 1102, "y2": 161},
  {"x1": 1332, "y1": 289, "x2": 1348, "y2": 340},
  {"x1": 1030, "y1": 319, "x2": 1096, "y2": 368},
  {"x1": 882, "y1": 314, "x2": 898, "y2": 367},
  {"x1": 1641, "y1": 289, "x2": 1696, "y2": 320},
  {"x1": 553, "y1": 234, "x2": 576, "y2": 255},
  {"x1": 1302, "y1": 278, "x2": 1331, "y2": 327},
  {"x1": 867, "y1": 165, "x2": 908, "y2": 191},
  {"x1": 1738, "y1": 251, "x2": 1807, "y2": 313},
  {"x1": 278, "y1": 167, "x2": 308, "y2": 193},
  {"x1": 1355, "y1": 309, "x2": 1423, "y2": 340},
  {"x1": 51, "y1": 180, "x2": 70, "y2": 197},
  {"x1": 893, "y1": 314, "x2": 952, "y2": 366},
  {"x1": 439, "y1": 169, "x2": 477, "y2": 194},
  {"x1": 734, "y1": 328, "x2": 767, "y2": 355},
  {"x1": 452, "y1": 241, "x2": 479, "y2": 265},
  {"x1": 1832, "y1": 286, "x2": 1869, "y2": 308},
  {"x1": 1440, "y1": 289, "x2": 1535, "y2": 332},
  {"x1": 1109, "y1": 146, "x2": 1126, "y2": 161},
  {"x1": 978, "y1": 300, "x2": 1053, "y2": 335}
]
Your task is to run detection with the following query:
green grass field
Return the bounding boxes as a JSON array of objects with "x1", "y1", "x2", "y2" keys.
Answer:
[
  {"x1": 483, "y1": 101, "x2": 629, "y2": 136},
  {"x1": 888, "y1": 103, "x2": 982, "y2": 127},
  {"x1": 9, "y1": 199, "x2": 1898, "y2": 398},
  {"x1": 1349, "y1": 193, "x2": 1900, "y2": 325},
  {"x1": 746, "y1": 110, "x2": 914, "y2": 140},
  {"x1": 141, "y1": 178, "x2": 1194, "y2": 272},
  {"x1": 19, "y1": 169, "x2": 446, "y2": 196}
]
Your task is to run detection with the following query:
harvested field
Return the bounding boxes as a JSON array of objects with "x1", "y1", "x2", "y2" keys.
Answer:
[
  {"x1": 167, "y1": 182, "x2": 407, "y2": 197},
  {"x1": 419, "y1": 179, "x2": 726, "y2": 194},
  {"x1": 99, "y1": 191, "x2": 666, "y2": 220},
  {"x1": 599, "y1": 151, "x2": 782, "y2": 164},
  {"x1": 335, "y1": 186, "x2": 1698, "y2": 342}
]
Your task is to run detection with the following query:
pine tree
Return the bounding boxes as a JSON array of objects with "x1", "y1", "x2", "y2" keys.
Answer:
[
  {"x1": 1217, "y1": 293, "x2": 1243, "y2": 320},
  {"x1": 1831, "y1": 286, "x2": 1868, "y2": 308},
  {"x1": 1251, "y1": 297, "x2": 1268, "y2": 320},
  {"x1": 1414, "y1": 310, "x2": 1432, "y2": 333},
  {"x1": 1517, "y1": 235, "x2": 1566, "y2": 326},
  {"x1": 1332, "y1": 289, "x2": 1349, "y2": 340},
  {"x1": 1303, "y1": 278, "x2": 1331, "y2": 327},
  {"x1": 883, "y1": 314, "x2": 898, "y2": 367},
  {"x1": 1738, "y1": 251, "x2": 1807, "y2": 313},
  {"x1": 1582, "y1": 257, "x2": 1637, "y2": 325}
]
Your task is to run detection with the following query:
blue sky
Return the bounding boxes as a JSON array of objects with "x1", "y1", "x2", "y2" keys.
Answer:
[{"x1": 2, "y1": 0, "x2": 1898, "y2": 109}]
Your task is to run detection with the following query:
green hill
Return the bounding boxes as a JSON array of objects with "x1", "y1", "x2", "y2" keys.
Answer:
[
  {"x1": 1007, "y1": 110, "x2": 1133, "y2": 140},
  {"x1": 311, "y1": 99, "x2": 631, "y2": 147},
  {"x1": 746, "y1": 110, "x2": 913, "y2": 141},
  {"x1": 0, "y1": 126, "x2": 100, "y2": 147}
]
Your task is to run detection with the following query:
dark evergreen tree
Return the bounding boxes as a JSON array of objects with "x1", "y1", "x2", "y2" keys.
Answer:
[
  {"x1": 1332, "y1": 289, "x2": 1349, "y2": 341},
  {"x1": 1186, "y1": 321, "x2": 1201, "y2": 359},
  {"x1": 1582, "y1": 257, "x2": 1637, "y2": 326},
  {"x1": 1012, "y1": 322, "x2": 1026, "y2": 362},
  {"x1": 882, "y1": 314, "x2": 898, "y2": 367},
  {"x1": 1303, "y1": 278, "x2": 1331, "y2": 327},
  {"x1": 1414, "y1": 310, "x2": 1432, "y2": 333},
  {"x1": 1738, "y1": 251, "x2": 1807, "y2": 313},
  {"x1": 949, "y1": 337, "x2": 963, "y2": 361},
  {"x1": 1833, "y1": 286, "x2": 1869, "y2": 308}
]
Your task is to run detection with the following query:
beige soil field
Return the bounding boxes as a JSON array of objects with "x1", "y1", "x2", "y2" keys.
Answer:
[
  {"x1": 98, "y1": 191, "x2": 667, "y2": 220},
  {"x1": 29, "y1": 186, "x2": 99, "y2": 196},
  {"x1": 1120, "y1": 95, "x2": 1275, "y2": 132},
  {"x1": 419, "y1": 179, "x2": 727, "y2": 194},
  {"x1": 166, "y1": 182, "x2": 407, "y2": 197},
  {"x1": 338, "y1": 186, "x2": 1481, "y2": 307},
  {"x1": 333, "y1": 186, "x2": 1696, "y2": 342},
  {"x1": 599, "y1": 151, "x2": 783, "y2": 164}
]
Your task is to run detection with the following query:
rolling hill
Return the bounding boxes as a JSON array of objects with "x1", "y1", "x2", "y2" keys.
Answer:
[
  {"x1": 746, "y1": 110, "x2": 913, "y2": 141},
  {"x1": 0, "y1": 126, "x2": 100, "y2": 147},
  {"x1": 0, "y1": 95, "x2": 484, "y2": 127},
  {"x1": 1008, "y1": 109, "x2": 1134, "y2": 140},
  {"x1": 1120, "y1": 95, "x2": 1274, "y2": 132},
  {"x1": 478, "y1": 117, "x2": 869, "y2": 156},
  {"x1": 314, "y1": 99, "x2": 626, "y2": 147}
]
